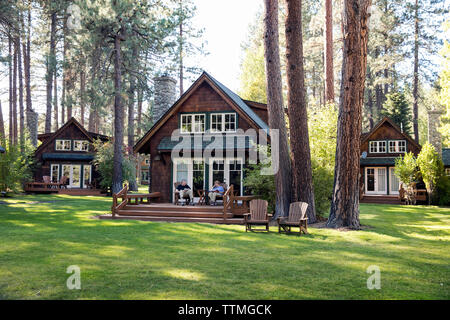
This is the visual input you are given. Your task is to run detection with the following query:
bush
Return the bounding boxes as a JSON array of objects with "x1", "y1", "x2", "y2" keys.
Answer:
[
  {"x1": 243, "y1": 145, "x2": 276, "y2": 213},
  {"x1": 0, "y1": 141, "x2": 35, "y2": 193},
  {"x1": 92, "y1": 140, "x2": 136, "y2": 192},
  {"x1": 434, "y1": 175, "x2": 450, "y2": 206},
  {"x1": 416, "y1": 142, "x2": 444, "y2": 204},
  {"x1": 308, "y1": 103, "x2": 337, "y2": 217}
]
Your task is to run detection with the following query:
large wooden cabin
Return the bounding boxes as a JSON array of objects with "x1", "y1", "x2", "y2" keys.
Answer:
[{"x1": 134, "y1": 72, "x2": 269, "y2": 203}]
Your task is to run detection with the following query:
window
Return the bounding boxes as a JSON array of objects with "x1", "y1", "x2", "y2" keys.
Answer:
[
  {"x1": 210, "y1": 113, "x2": 237, "y2": 132},
  {"x1": 445, "y1": 168, "x2": 450, "y2": 177},
  {"x1": 145, "y1": 159, "x2": 150, "y2": 165},
  {"x1": 369, "y1": 141, "x2": 386, "y2": 153},
  {"x1": 388, "y1": 140, "x2": 406, "y2": 153},
  {"x1": 51, "y1": 164, "x2": 59, "y2": 182},
  {"x1": 73, "y1": 140, "x2": 89, "y2": 151},
  {"x1": 56, "y1": 139, "x2": 71, "y2": 151},
  {"x1": 180, "y1": 114, "x2": 205, "y2": 133}
]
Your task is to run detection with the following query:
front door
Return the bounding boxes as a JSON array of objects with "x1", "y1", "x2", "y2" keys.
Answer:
[
  {"x1": 173, "y1": 158, "x2": 205, "y2": 197},
  {"x1": 209, "y1": 158, "x2": 243, "y2": 196},
  {"x1": 365, "y1": 167, "x2": 387, "y2": 195},
  {"x1": 62, "y1": 164, "x2": 81, "y2": 188}
]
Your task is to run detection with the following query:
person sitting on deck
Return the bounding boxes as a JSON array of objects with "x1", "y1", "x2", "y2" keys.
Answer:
[
  {"x1": 208, "y1": 181, "x2": 225, "y2": 205},
  {"x1": 176, "y1": 179, "x2": 194, "y2": 205}
]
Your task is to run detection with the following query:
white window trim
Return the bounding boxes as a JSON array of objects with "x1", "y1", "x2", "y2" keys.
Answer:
[
  {"x1": 210, "y1": 113, "x2": 237, "y2": 133},
  {"x1": 50, "y1": 164, "x2": 60, "y2": 182},
  {"x1": 369, "y1": 140, "x2": 387, "y2": 154},
  {"x1": 208, "y1": 157, "x2": 243, "y2": 195},
  {"x1": 73, "y1": 140, "x2": 89, "y2": 152},
  {"x1": 445, "y1": 168, "x2": 450, "y2": 177},
  {"x1": 388, "y1": 140, "x2": 406, "y2": 153},
  {"x1": 56, "y1": 139, "x2": 72, "y2": 151},
  {"x1": 180, "y1": 114, "x2": 206, "y2": 134}
]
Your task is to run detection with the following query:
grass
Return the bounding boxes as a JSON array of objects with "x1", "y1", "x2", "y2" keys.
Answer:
[{"x1": 0, "y1": 194, "x2": 448, "y2": 299}]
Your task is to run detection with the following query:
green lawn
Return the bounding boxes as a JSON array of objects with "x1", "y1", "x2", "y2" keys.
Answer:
[{"x1": 0, "y1": 194, "x2": 448, "y2": 299}]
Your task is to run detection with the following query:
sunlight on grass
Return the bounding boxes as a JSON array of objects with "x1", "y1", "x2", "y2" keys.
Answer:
[{"x1": 0, "y1": 194, "x2": 449, "y2": 299}]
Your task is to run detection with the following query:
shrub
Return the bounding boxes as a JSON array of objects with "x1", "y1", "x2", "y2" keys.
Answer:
[
  {"x1": 434, "y1": 175, "x2": 450, "y2": 205},
  {"x1": 0, "y1": 141, "x2": 35, "y2": 193},
  {"x1": 416, "y1": 142, "x2": 444, "y2": 204},
  {"x1": 92, "y1": 140, "x2": 136, "y2": 192}
]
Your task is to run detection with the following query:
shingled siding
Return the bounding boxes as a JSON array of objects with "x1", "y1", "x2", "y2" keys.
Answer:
[
  {"x1": 33, "y1": 121, "x2": 104, "y2": 185},
  {"x1": 147, "y1": 81, "x2": 260, "y2": 203}
]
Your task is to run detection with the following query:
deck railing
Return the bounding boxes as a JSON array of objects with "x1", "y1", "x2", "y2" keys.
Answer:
[
  {"x1": 112, "y1": 185, "x2": 128, "y2": 217},
  {"x1": 222, "y1": 184, "x2": 234, "y2": 221}
]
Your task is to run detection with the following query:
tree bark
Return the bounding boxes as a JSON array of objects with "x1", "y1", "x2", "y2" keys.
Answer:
[
  {"x1": 412, "y1": 0, "x2": 419, "y2": 143},
  {"x1": 18, "y1": 36, "x2": 24, "y2": 148},
  {"x1": 112, "y1": 33, "x2": 124, "y2": 194},
  {"x1": 80, "y1": 64, "x2": 86, "y2": 126},
  {"x1": 54, "y1": 70, "x2": 58, "y2": 130},
  {"x1": 13, "y1": 38, "x2": 18, "y2": 145},
  {"x1": 327, "y1": 0, "x2": 371, "y2": 229},
  {"x1": 45, "y1": 10, "x2": 56, "y2": 133},
  {"x1": 128, "y1": 46, "x2": 138, "y2": 191},
  {"x1": 284, "y1": 0, "x2": 316, "y2": 222},
  {"x1": 263, "y1": 0, "x2": 292, "y2": 218},
  {"x1": 0, "y1": 101, "x2": 5, "y2": 144},
  {"x1": 9, "y1": 36, "x2": 13, "y2": 146},
  {"x1": 325, "y1": 0, "x2": 334, "y2": 103}
]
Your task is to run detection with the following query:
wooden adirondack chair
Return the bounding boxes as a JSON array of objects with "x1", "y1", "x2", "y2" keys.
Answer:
[
  {"x1": 43, "y1": 176, "x2": 51, "y2": 183},
  {"x1": 58, "y1": 175, "x2": 68, "y2": 189},
  {"x1": 243, "y1": 199, "x2": 272, "y2": 232},
  {"x1": 277, "y1": 202, "x2": 309, "y2": 235}
]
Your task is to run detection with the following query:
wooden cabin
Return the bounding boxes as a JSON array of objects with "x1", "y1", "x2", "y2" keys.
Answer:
[
  {"x1": 360, "y1": 117, "x2": 422, "y2": 200},
  {"x1": 27, "y1": 117, "x2": 109, "y2": 193},
  {"x1": 134, "y1": 72, "x2": 269, "y2": 203}
]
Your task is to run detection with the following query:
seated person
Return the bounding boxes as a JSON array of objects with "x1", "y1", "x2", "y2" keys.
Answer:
[
  {"x1": 208, "y1": 181, "x2": 225, "y2": 205},
  {"x1": 176, "y1": 179, "x2": 194, "y2": 204}
]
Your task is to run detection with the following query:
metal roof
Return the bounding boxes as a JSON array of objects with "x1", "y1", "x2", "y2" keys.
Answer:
[
  {"x1": 443, "y1": 148, "x2": 450, "y2": 166},
  {"x1": 204, "y1": 72, "x2": 269, "y2": 131},
  {"x1": 360, "y1": 157, "x2": 397, "y2": 166},
  {"x1": 42, "y1": 153, "x2": 94, "y2": 161}
]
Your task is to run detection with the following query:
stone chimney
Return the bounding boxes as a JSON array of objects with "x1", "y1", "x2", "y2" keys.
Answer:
[
  {"x1": 152, "y1": 75, "x2": 177, "y2": 125},
  {"x1": 427, "y1": 109, "x2": 444, "y2": 155}
]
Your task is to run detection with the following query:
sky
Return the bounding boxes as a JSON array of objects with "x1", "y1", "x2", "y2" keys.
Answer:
[{"x1": 188, "y1": 0, "x2": 263, "y2": 91}]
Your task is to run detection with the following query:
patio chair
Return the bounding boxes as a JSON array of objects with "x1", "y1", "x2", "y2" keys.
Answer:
[
  {"x1": 277, "y1": 202, "x2": 309, "y2": 236},
  {"x1": 58, "y1": 176, "x2": 68, "y2": 189},
  {"x1": 212, "y1": 183, "x2": 228, "y2": 205},
  {"x1": 43, "y1": 176, "x2": 51, "y2": 183},
  {"x1": 243, "y1": 199, "x2": 272, "y2": 232},
  {"x1": 173, "y1": 182, "x2": 191, "y2": 205}
]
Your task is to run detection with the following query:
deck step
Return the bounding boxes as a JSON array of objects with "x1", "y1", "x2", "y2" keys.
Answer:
[
  {"x1": 117, "y1": 209, "x2": 233, "y2": 219},
  {"x1": 99, "y1": 214, "x2": 244, "y2": 225},
  {"x1": 361, "y1": 196, "x2": 401, "y2": 204},
  {"x1": 124, "y1": 204, "x2": 223, "y2": 213}
]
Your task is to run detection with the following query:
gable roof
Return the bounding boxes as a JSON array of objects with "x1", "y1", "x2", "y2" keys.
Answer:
[
  {"x1": 134, "y1": 71, "x2": 269, "y2": 153},
  {"x1": 35, "y1": 117, "x2": 101, "y2": 154},
  {"x1": 361, "y1": 117, "x2": 421, "y2": 150}
]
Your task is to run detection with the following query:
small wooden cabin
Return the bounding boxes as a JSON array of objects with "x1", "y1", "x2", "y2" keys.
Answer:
[
  {"x1": 32, "y1": 117, "x2": 109, "y2": 189},
  {"x1": 360, "y1": 117, "x2": 421, "y2": 196}
]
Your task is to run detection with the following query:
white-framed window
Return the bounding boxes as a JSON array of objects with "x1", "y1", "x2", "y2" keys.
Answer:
[
  {"x1": 445, "y1": 168, "x2": 450, "y2": 177},
  {"x1": 50, "y1": 164, "x2": 60, "y2": 182},
  {"x1": 145, "y1": 159, "x2": 150, "y2": 165},
  {"x1": 73, "y1": 140, "x2": 89, "y2": 152},
  {"x1": 210, "y1": 113, "x2": 237, "y2": 133},
  {"x1": 369, "y1": 140, "x2": 386, "y2": 153},
  {"x1": 55, "y1": 139, "x2": 71, "y2": 151},
  {"x1": 180, "y1": 114, "x2": 205, "y2": 133},
  {"x1": 388, "y1": 140, "x2": 406, "y2": 153}
]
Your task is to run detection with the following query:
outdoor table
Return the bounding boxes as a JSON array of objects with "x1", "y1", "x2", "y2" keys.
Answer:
[{"x1": 197, "y1": 189, "x2": 209, "y2": 205}]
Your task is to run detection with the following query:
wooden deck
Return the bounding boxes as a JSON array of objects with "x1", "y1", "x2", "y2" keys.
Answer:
[
  {"x1": 24, "y1": 184, "x2": 104, "y2": 196},
  {"x1": 360, "y1": 195, "x2": 401, "y2": 204},
  {"x1": 100, "y1": 203, "x2": 245, "y2": 224}
]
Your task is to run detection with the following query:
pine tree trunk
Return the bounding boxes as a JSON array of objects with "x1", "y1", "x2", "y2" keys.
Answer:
[
  {"x1": 0, "y1": 101, "x2": 5, "y2": 143},
  {"x1": 45, "y1": 11, "x2": 56, "y2": 133},
  {"x1": 54, "y1": 71, "x2": 58, "y2": 130},
  {"x1": 137, "y1": 87, "x2": 143, "y2": 137},
  {"x1": 80, "y1": 65, "x2": 86, "y2": 126},
  {"x1": 412, "y1": 0, "x2": 419, "y2": 143},
  {"x1": 9, "y1": 36, "x2": 13, "y2": 146},
  {"x1": 13, "y1": 38, "x2": 18, "y2": 145},
  {"x1": 112, "y1": 33, "x2": 124, "y2": 194},
  {"x1": 128, "y1": 46, "x2": 138, "y2": 191},
  {"x1": 327, "y1": 0, "x2": 371, "y2": 229},
  {"x1": 325, "y1": 0, "x2": 334, "y2": 103},
  {"x1": 18, "y1": 36, "x2": 24, "y2": 148},
  {"x1": 284, "y1": 0, "x2": 316, "y2": 222},
  {"x1": 263, "y1": 0, "x2": 292, "y2": 218}
]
